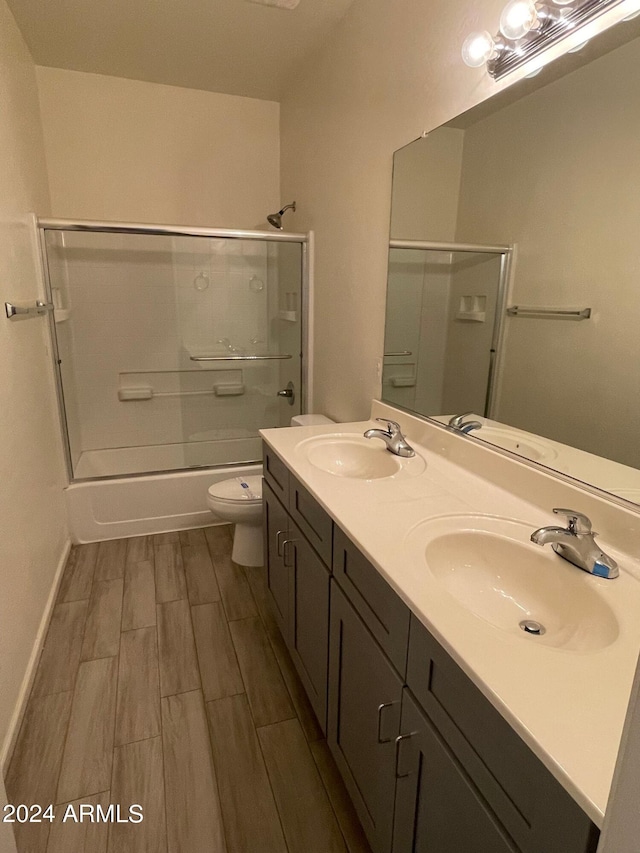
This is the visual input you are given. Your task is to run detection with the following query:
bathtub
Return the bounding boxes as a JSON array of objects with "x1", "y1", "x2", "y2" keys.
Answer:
[{"x1": 65, "y1": 462, "x2": 261, "y2": 543}]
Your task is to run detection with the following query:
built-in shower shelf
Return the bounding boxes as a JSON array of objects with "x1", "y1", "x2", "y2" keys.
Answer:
[
  {"x1": 390, "y1": 376, "x2": 416, "y2": 388},
  {"x1": 455, "y1": 310, "x2": 486, "y2": 322},
  {"x1": 456, "y1": 295, "x2": 486, "y2": 322},
  {"x1": 278, "y1": 310, "x2": 298, "y2": 322}
]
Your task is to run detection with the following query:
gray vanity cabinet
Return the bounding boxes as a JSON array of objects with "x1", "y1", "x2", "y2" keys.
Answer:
[
  {"x1": 327, "y1": 580, "x2": 404, "y2": 853},
  {"x1": 262, "y1": 455, "x2": 331, "y2": 732},
  {"x1": 261, "y1": 442, "x2": 599, "y2": 853},
  {"x1": 393, "y1": 688, "x2": 518, "y2": 853}
]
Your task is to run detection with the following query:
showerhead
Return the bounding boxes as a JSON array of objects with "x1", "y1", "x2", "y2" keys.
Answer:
[{"x1": 267, "y1": 201, "x2": 296, "y2": 230}]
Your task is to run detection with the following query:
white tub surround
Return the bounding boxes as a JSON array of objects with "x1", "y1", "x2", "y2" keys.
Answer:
[{"x1": 260, "y1": 401, "x2": 640, "y2": 827}]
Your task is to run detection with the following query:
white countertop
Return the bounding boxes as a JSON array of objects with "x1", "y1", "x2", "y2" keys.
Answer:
[{"x1": 261, "y1": 405, "x2": 640, "y2": 828}]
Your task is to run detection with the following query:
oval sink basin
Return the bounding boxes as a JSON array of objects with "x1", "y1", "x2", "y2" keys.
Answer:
[
  {"x1": 405, "y1": 515, "x2": 618, "y2": 651},
  {"x1": 296, "y1": 433, "x2": 426, "y2": 480},
  {"x1": 474, "y1": 428, "x2": 557, "y2": 462}
]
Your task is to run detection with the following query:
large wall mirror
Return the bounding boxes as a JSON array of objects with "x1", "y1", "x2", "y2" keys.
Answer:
[{"x1": 383, "y1": 18, "x2": 640, "y2": 506}]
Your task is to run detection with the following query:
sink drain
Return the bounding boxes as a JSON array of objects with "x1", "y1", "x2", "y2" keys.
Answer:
[{"x1": 519, "y1": 620, "x2": 546, "y2": 636}]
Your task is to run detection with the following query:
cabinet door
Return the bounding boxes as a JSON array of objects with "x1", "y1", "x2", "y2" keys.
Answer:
[
  {"x1": 263, "y1": 479, "x2": 290, "y2": 635},
  {"x1": 328, "y1": 581, "x2": 403, "y2": 853},
  {"x1": 393, "y1": 688, "x2": 518, "y2": 853},
  {"x1": 287, "y1": 524, "x2": 330, "y2": 732}
]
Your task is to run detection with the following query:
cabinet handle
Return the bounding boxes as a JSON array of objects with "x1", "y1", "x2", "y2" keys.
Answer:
[
  {"x1": 276, "y1": 529, "x2": 286, "y2": 556},
  {"x1": 376, "y1": 702, "x2": 397, "y2": 744},
  {"x1": 394, "y1": 732, "x2": 416, "y2": 778},
  {"x1": 282, "y1": 539, "x2": 297, "y2": 567}
]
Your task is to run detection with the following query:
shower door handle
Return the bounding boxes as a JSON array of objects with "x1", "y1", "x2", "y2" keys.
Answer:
[
  {"x1": 277, "y1": 381, "x2": 295, "y2": 405},
  {"x1": 5, "y1": 300, "x2": 54, "y2": 319}
]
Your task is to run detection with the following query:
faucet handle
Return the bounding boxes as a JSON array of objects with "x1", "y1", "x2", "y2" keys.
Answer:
[
  {"x1": 375, "y1": 417, "x2": 401, "y2": 435},
  {"x1": 553, "y1": 508, "x2": 593, "y2": 535},
  {"x1": 448, "y1": 412, "x2": 474, "y2": 428}
]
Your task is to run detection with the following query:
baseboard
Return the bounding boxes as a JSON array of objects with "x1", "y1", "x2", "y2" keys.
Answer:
[{"x1": 1, "y1": 538, "x2": 72, "y2": 774}]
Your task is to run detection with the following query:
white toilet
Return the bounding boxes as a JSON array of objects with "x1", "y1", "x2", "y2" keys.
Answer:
[
  {"x1": 206, "y1": 414, "x2": 335, "y2": 566},
  {"x1": 206, "y1": 474, "x2": 264, "y2": 566}
]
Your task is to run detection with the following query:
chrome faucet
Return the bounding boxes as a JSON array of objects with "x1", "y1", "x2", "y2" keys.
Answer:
[
  {"x1": 531, "y1": 509, "x2": 619, "y2": 579},
  {"x1": 364, "y1": 418, "x2": 415, "y2": 457},
  {"x1": 448, "y1": 413, "x2": 483, "y2": 435}
]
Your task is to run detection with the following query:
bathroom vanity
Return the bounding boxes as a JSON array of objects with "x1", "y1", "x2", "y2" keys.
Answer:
[{"x1": 261, "y1": 403, "x2": 640, "y2": 853}]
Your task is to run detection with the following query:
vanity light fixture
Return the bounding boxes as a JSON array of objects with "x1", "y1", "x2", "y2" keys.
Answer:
[{"x1": 462, "y1": 0, "x2": 639, "y2": 78}]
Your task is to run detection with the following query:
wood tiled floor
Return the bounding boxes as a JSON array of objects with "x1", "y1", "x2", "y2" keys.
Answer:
[{"x1": 5, "y1": 527, "x2": 371, "y2": 853}]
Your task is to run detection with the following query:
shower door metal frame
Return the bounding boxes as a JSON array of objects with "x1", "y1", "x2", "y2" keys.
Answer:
[
  {"x1": 385, "y1": 238, "x2": 514, "y2": 420},
  {"x1": 37, "y1": 217, "x2": 313, "y2": 483}
]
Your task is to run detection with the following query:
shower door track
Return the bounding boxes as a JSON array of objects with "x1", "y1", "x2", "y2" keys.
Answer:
[
  {"x1": 38, "y1": 217, "x2": 309, "y2": 244},
  {"x1": 36, "y1": 216, "x2": 314, "y2": 483}
]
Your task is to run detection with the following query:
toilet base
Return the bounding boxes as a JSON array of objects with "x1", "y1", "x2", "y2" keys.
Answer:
[{"x1": 232, "y1": 522, "x2": 264, "y2": 567}]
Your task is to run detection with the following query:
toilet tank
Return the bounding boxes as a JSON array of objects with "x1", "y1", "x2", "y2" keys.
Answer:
[{"x1": 290, "y1": 414, "x2": 335, "y2": 427}]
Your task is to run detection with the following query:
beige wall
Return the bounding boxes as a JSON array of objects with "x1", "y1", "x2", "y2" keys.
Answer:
[
  {"x1": 36, "y1": 67, "x2": 281, "y2": 230},
  {"x1": 0, "y1": 0, "x2": 68, "y2": 762},
  {"x1": 280, "y1": 0, "x2": 508, "y2": 421}
]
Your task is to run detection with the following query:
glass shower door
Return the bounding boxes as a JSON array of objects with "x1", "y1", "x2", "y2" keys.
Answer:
[{"x1": 43, "y1": 227, "x2": 304, "y2": 480}]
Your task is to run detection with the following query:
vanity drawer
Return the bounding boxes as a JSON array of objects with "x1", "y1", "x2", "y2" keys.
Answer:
[
  {"x1": 332, "y1": 526, "x2": 410, "y2": 676},
  {"x1": 407, "y1": 616, "x2": 598, "y2": 853},
  {"x1": 288, "y1": 474, "x2": 333, "y2": 567},
  {"x1": 262, "y1": 443, "x2": 290, "y2": 506}
]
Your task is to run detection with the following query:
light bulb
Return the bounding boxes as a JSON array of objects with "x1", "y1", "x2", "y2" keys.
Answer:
[
  {"x1": 461, "y1": 31, "x2": 497, "y2": 67},
  {"x1": 551, "y1": 0, "x2": 574, "y2": 4},
  {"x1": 500, "y1": 0, "x2": 539, "y2": 40}
]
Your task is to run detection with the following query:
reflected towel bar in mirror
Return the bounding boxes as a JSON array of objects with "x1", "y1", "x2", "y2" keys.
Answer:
[
  {"x1": 506, "y1": 306, "x2": 591, "y2": 320},
  {"x1": 190, "y1": 354, "x2": 292, "y2": 362}
]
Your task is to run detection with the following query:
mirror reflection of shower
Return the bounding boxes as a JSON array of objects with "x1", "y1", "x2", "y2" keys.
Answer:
[{"x1": 267, "y1": 201, "x2": 296, "y2": 230}]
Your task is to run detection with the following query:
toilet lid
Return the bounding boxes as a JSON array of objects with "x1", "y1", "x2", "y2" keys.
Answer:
[{"x1": 207, "y1": 475, "x2": 262, "y2": 503}]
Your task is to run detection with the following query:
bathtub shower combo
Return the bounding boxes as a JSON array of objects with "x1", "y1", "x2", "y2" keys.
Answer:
[{"x1": 38, "y1": 218, "x2": 312, "y2": 545}]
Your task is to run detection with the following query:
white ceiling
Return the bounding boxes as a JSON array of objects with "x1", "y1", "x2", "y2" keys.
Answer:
[{"x1": 7, "y1": 0, "x2": 355, "y2": 101}]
